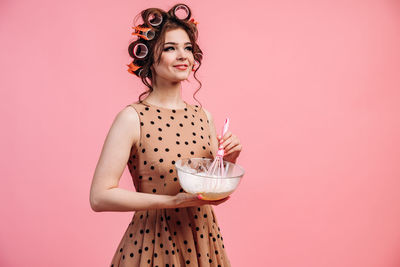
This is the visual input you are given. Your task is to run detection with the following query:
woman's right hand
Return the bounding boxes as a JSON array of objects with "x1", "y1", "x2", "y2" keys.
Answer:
[{"x1": 172, "y1": 192, "x2": 230, "y2": 208}]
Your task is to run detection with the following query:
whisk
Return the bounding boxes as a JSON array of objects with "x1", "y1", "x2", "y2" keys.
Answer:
[{"x1": 207, "y1": 118, "x2": 230, "y2": 177}]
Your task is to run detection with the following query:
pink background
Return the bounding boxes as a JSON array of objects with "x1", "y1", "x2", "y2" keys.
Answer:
[{"x1": 1, "y1": 0, "x2": 400, "y2": 266}]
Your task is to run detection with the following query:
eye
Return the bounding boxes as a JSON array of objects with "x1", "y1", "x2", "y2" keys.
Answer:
[
  {"x1": 186, "y1": 46, "x2": 193, "y2": 51},
  {"x1": 163, "y1": 47, "x2": 174, "y2": 51}
]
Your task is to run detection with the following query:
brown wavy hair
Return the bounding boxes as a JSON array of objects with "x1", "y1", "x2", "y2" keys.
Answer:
[{"x1": 128, "y1": 3, "x2": 203, "y2": 108}]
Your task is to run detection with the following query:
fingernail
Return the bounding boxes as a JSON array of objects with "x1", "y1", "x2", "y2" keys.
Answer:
[{"x1": 197, "y1": 194, "x2": 203, "y2": 200}]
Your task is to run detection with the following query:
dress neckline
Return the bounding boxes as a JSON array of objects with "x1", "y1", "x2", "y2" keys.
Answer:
[{"x1": 141, "y1": 99, "x2": 188, "y2": 111}]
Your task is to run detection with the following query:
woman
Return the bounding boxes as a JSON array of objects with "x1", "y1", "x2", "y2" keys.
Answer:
[{"x1": 90, "y1": 3, "x2": 242, "y2": 266}]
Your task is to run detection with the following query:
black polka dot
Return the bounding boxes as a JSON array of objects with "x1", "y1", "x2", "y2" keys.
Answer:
[
  {"x1": 158, "y1": 128, "x2": 162, "y2": 131},
  {"x1": 193, "y1": 140, "x2": 197, "y2": 144},
  {"x1": 200, "y1": 234, "x2": 204, "y2": 238},
  {"x1": 139, "y1": 249, "x2": 142, "y2": 253},
  {"x1": 184, "y1": 115, "x2": 188, "y2": 118},
  {"x1": 146, "y1": 134, "x2": 150, "y2": 138},
  {"x1": 166, "y1": 123, "x2": 170, "y2": 127},
  {"x1": 176, "y1": 133, "x2": 180, "y2": 137},
  {"x1": 158, "y1": 116, "x2": 162, "y2": 120},
  {"x1": 158, "y1": 137, "x2": 163, "y2": 141},
  {"x1": 130, "y1": 252, "x2": 134, "y2": 257},
  {"x1": 170, "y1": 116, "x2": 174, "y2": 120},
  {"x1": 154, "y1": 253, "x2": 158, "y2": 257},
  {"x1": 151, "y1": 121, "x2": 155, "y2": 124},
  {"x1": 150, "y1": 166, "x2": 155, "y2": 170},
  {"x1": 157, "y1": 109, "x2": 161, "y2": 113},
  {"x1": 149, "y1": 177, "x2": 152, "y2": 180},
  {"x1": 184, "y1": 240, "x2": 188, "y2": 244},
  {"x1": 154, "y1": 148, "x2": 158, "y2": 152},
  {"x1": 179, "y1": 123, "x2": 183, "y2": 127},
  {"x1": 191, "y1": 122, "x2": 195, "y2": 126},
  {"x1": 174, "y1": 177, "x2": 177, "y2": 181},
  {"x1": 160, "y1": 175, "x2": 164, "y2": 179},
  {"x1": 145, "y1": 107, "x2": 149, "y2": 111},
  {"x1": 159, "y1": 158, "x2": 163, "y2": 163},
  {"x1": 169, "y1": 169, "x2": 174, "y2": 173},
  {"x1": 185, "y1": 141, "x2": 189, "y2": 145},
  {"x1": 177, "y1": 153, "x2": 181, "y2": 157},
  {"x1": 176, "y1": 221, "x2": 181, "y2": 225},
  {"x1": 152, "y1": 189, "x2": 156, "y2": 193},
  {"x1": 192, "y1": 132, "x2": 196, "y2": 136},
  {"x1": 186, "y1": 260, "x2": 190, "y2": 264},
  {"x1": 140, "y1": 112, "x2": 144, "y2": 115},
  {"x1": 176, "y1": 141, "x2": 180, "y2": 145},
  {"x1": 165, "y1": 148, "x2": 170, "y2": 152},
  {"x1": 142, "y1": 148, "x2": 146, "y2": 153},
  {"x1": 188, "y1": 248, "x2": 192, "y2": 253},
  {"x1": 172, "y1": 160, "x2": 175, "y2": 164},
  {"x1": 160, "y1": 243, "x2": 164, "y2": 248},
  {"x1": 140, "y1": 122, "x2": 144, "y2": 126}
]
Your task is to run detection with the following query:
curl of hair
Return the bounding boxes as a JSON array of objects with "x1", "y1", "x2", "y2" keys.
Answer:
[{"x1": 127, "y1": 3, "x2": 203, "y2": 108}]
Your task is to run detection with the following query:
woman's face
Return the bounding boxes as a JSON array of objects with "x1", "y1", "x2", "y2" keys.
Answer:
[{"x1": 152, "y1": 28, "x2": 194, "y2": 84}]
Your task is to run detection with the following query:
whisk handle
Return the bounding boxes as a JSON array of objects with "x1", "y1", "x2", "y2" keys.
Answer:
[{"x1": 221, "y1": 118, "x2": 230, "y2": 137}]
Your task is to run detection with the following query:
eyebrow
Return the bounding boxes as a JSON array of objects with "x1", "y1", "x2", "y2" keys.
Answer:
[{"x1": 164, "y1": 42, "x2": 192, "y2": 45}]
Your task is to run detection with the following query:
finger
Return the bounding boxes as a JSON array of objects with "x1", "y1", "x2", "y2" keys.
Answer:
[
  {"x1": 223, "y1": 140, "x2": 239, "y2": 153},
  {"x1": 221, "y1": 134, "x2": 236, "y2": 148},
  {"x1": 220, "y1": 132, "x2": 232, "y2": 144}
]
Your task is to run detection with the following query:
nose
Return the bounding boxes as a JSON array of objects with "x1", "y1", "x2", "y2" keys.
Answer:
[{"x1": 176, "y1": 47, "x2": 187, "y2": 60}]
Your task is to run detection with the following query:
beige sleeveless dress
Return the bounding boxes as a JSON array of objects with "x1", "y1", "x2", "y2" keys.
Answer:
[{"x1": 110, "y1": 100, "x2": 231, "y2": 267}]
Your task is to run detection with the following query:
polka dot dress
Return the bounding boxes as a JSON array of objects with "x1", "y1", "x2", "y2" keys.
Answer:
[{"x1": 110, "y1": 100, "x2": 231, "y2": 267}]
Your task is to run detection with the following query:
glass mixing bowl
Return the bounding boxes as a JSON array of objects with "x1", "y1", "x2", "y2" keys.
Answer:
[{"x1": 175, "y1": 158, "x2": 245, "y2": 200}]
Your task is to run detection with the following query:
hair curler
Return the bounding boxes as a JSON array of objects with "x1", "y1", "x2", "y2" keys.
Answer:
[
  {"x1": 127, "y1": 62, "x2": 142, "y2": 77},
  {"x1": 146, "y1": 10, "x2": 163, "y2": 27},
  {"x1": 173, "y1": 4, "x2": 191, "y2": 20},
  {"x1": 131, "y1": 26, "x2": 155, "y2": 40},
  {"x1": 133, "y1": 43, "x2": 148, "y2": 59}
]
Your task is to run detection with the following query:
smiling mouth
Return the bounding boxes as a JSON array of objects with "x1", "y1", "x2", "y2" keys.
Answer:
[{"x1": 174, "y1": 65, "x2": 188, "y2": 70}]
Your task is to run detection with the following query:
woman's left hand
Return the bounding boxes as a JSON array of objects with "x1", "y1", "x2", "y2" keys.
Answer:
[{"x1": 217, "y1": 131, "x2": 242, "y2": 164}]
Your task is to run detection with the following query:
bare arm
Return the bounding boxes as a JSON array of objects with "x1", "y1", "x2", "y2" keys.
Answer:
[{"x1": 89, "y1": 106, "x2": 228, "y2": 212}]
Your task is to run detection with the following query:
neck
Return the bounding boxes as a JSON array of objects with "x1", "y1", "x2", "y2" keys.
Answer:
[{"x1": 145, "y1": 77, "x2": 185, "y2": 108}]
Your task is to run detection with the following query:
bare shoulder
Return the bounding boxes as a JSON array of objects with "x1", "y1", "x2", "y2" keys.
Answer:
[{"x1": 109, "y1": 105, "x2": 141, "y2": 147}]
